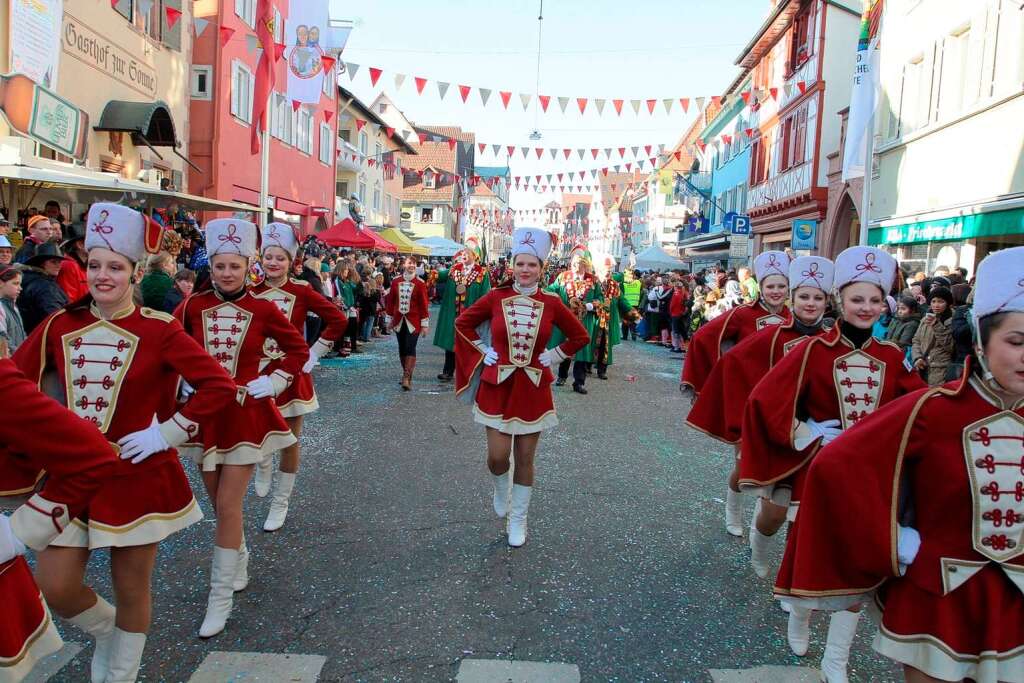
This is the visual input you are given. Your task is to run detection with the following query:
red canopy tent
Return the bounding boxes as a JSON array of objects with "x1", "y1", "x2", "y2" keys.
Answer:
[{"x1": 317, "y1": 218, "x2": 397, "y2": 251}]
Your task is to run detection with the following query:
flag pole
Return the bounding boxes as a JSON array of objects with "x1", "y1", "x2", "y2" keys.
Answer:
[
  {"x1": 258, "y1": 92, "x2": 271, "y2": 228},
  {"x1": 858, "y1": 111, "x2": 873, "y2": 247}
]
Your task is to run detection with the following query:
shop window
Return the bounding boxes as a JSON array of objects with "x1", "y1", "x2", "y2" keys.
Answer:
[{"x1": 191, "y1": 65, "x2": 213, "y2": 100}]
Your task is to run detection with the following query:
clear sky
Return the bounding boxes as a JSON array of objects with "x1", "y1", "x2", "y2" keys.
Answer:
[{"x1": 333, "y1": 0, "x2": 773, "y2": 211}]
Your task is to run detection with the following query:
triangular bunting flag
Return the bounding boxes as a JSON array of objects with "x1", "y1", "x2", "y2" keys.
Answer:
[
  {"x1": 630, "y1": 100, "x2": 642, "y2": 115},
  {"x1": 594, "y1": 99, "x2": 606, "y2": 115},
  {"x1": 414, "y1": 77, "x2": 427, "y2": 94},
  {"x1": 478, "y1": 143, "x2": 486, "y2": 154},
  {"x1": 576, "y1": 97, "x2": 588, "y2": 114},
  {"x1": 741, "y1": 91, "x2": 751, "y2": 105},
  {"x1": 321, "y1": 55, "x2": 336, "y2": 72},
  {"x1": 711, "y1": 95, "x2": 721, "y2": 106},
  {"x1": 618, "y1": 147, "x2": 625, "y2": 158},
  {"x1": 679, "y1": 97, "x2": 690, "y2": 113},
  {"x1": 499, "y1": 91, "x2": 511, "y2": 109},
  {"x1": 368, "y1": 67, "x2": 383, "y2": 86},
  {"x1": 577, "y1": 149, "x2": 585, "y2": 159},
  {"x1": 549, "y1": 149, "x2": 557, "y2": 159},
  {"x1": 769, "y1": 87, "x2": 779, "y2": 101},
  {"x1": 401, "y1": 129, "x2": 412, "y2": 141},
  {"x1": 461, "y1": 141, "x2": 472, "y2": 153},
  {"x1": 492, "y1": 144, "x2": 501, "y2": 155},
  {"x1": 346, "y1": 62, "x2": 360, "y2": 80},
  {"x1": 646, "y1": 99, "x2": 657, "y2": 114},
  {"x1": 447, "y1": 138, "x2": 457, "y2": 151},
  {"x1": 612, "y1": 99, "x2": 624, "y2": 116},
  {"x1": 673, "y1": 151, "x2": 682, "y2": 161},
  {"x1": 521, "y1": 146, "x2": 530, "y2": 158},
  {"x1": 292, "y1": 99, "x2": 301, "y2": 111},
  {"x1": 539, "y1": 95, "x2": 550, "y2": 112},
  {"x1": 663, "y1": 98, "x2": 673, "y2": 114},
  {"x1": 631, "y1": 146, "x2": 639, "y2": 157},
  {"x1": 644, "y1": 145, "x2": 652, "y2": 156},
  {"x1": 520, "y1": 93, "x2": 531, "y2": 110},
  {"x1": 557, "y1": 96, "x2": 569, "y2": 113},
  {"x1": 385, "y1": 126, "x2": 395, "y2": 137},
  {"x1": 417, "y1": 132, "x2": 429, "y2": 144},
  {"x1": 218, "y1": 26, "x2": 235, "y2": 46},
  {"x1": 458, "y1": 84, "x2": 471, "y2": 102},
  {"x1": 797, "y1": 81, "x2": 807, "y2": 94},
  {"x1": 535, "y1": 148, "x2": 543, "y2": 159},
  {"x1": 324, "y1": 110, "x2": 333, "y2": 123},
  {"x1": 563, "y1": 148, "x2": 571, "y2": 159},
  {"x1": 165, "y1": 5, "x2": 182, "y2": 28},
  {"x1": 355, "y1": 119, "x2": 366, "y2": 132},
  {"x1": 506, "y1": 145, "x2": 515, "y2": 156},
  {"x1": 591, "y1": 149, "x2": 599, "y2": 159},
  {"x1": 478, "y1": 88, "x2": 491, "y2": 106},
  {"x1": 695, "y1": 96, "x2": 706, "y2": 110},
  {"x1": 437, "y1": 81, "x2": 450, "y2": 99},
  {"x1": 193, "y1": 17, "x2": 210, "y2": 37},
  {"x1": 394, "y1": 73, "x2": 406, "y2": 89}
]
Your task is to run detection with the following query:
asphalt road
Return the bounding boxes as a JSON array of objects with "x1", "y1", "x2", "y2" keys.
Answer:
[{"x1": 43, "y1": 307, "x2": 900, "y2": 682}]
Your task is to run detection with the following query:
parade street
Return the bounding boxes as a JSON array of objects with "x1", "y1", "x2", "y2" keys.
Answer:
[{"x1": 36, "y1": 312, "x2": 899, "y2": 683}]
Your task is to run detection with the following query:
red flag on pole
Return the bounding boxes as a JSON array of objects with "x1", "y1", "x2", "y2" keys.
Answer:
[{"x1": 249, "y1": 0, "x2": 274, "y2": 155}]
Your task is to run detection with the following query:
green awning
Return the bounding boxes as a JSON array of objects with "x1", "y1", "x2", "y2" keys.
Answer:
[
  {"x1": 868, "y1": 206, "x2": 1024, "y2": 246},
  {"x1": 94, "y1": 100, "x2": 177, "y2": 146}
]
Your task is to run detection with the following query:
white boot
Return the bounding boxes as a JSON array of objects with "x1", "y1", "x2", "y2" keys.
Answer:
[
  {"x1": 67, "y1": 596, "x2": 116, "y2": 683},
  {"x1": 725, "y1": 489, "x2": 744, "y2": 537},
  {"x1": 820, "y1": 610, "x2": 862, "y2": 682},
  {"x1": 507, "y1": 484, "x2": 532, "y2": 547},
  {"x1": 492, "y1": 471, "x2": 510, "y2": 518},
  {"x1": 749, "y1": 523, "x2": 774, "y2": 579},
  {"x1": 254, "y1": 454, "x2": 274, "y2": 497},
  {"x1": 263, "y1": 472, "x2": 296, "y2": 532},
  {"x1": 786, "y1": 604, "x2": 812, "y2": 656},
  {"x1": 199, "y1": 546, "x2": 238, "y2": 638},
  {"x1": 105, "y1": 628, "x2": 146, "y2": 683},
  {"x1": 233, "y1": 534, "x2": 249, "y2": 592}
]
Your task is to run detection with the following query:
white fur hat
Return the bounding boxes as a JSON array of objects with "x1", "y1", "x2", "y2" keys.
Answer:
[
  {"x1": 834, "y1": 246, "x2": 897, "y2": 293},
  {"x1": 789, "y1": 256, "x2": 834, "y2": 292},
  {"x1": 510, "y1": 227, "x2": 554, "y2": 262},
  {"x1": 206, "y1": 218, "x2": 258, "y2": 258},
  {"x1": 84, "y1": 202, "x2": 162, "y2": 263},
  {"x1": 972, "y1": 246, "x2": 1024, "y2": 327},
  {"x1": 261, "y1": 222, "x2": 299, "y2": 259},
  {"x1": 753, "y1": 250, "x2": 790, "y2": 283}
]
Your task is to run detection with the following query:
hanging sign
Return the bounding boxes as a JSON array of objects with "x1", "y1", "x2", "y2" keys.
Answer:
[
  {"x1": 10, "y1": 0, "x2": 63, "y2": 88},
  {"x1": 0, "y1": 72, "x2": 89, "y2": 160},
  {"x1": 729, "y1": 234, "x2": 749, "y2": 259},
  {"x1": 284, "y1": 0, "x2": 328, "y2": 104},
  {"x1": 792, "y1": 219, "x2": 817, "y2": 250}
]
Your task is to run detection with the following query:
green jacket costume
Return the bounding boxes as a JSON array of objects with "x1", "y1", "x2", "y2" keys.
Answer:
[
  {"x1": 432, "y1": 262, "x2": 490, "y2": 352},
  {"x1": 596, "y1": 272, "x2": 634, "y2": 365},
  {"x1": 545, "y1": 271, "x2": 604, "y2": 363}
]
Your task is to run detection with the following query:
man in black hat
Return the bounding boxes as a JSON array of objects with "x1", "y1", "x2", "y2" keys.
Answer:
[
  {"x1": 56, "y1": 222, "x2": 88, "y2": 300},
  {"x1": 17, "y1": 242, "x2": 68, "y2": 332}
]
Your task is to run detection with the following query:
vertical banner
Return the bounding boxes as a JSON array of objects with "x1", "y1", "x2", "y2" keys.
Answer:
[
  {"x1": 842, "y1": 0, "x2": 883, "y2": 181},
  {"x1": 658, "y1": 168, "x2": 674, "y2": 195},
  {"x1": 284, "y1": 0, "x2": 328, "y2": 104},
  {"x1": 9, "y1": 0, "x2": 63, "y2": 88}
]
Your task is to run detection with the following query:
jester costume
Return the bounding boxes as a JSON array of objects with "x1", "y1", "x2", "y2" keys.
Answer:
[
  {"x1": 434, "y1": 244, "x2": 490, "y2": 380},
  {"x1": 594, "y1": 271, "x2": 635, "y2": 379},
  {"x1": 545, "y1": 250, "x2": 603, "y2": 394}
]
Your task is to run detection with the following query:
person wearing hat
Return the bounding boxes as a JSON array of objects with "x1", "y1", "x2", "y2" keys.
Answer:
[
  {"x1": 384, "y1": 254, "x2": 431, "y2": 391},
  {"x1": 433, "y1": 237, "x2": 490, "y2": 382},
  {"x1": 0, "y1": 234, "x2": 13, "y2": 266},
  {"x1": 740, "y1": 246, "x2": 926, "y2": 681},
  {"x1": 454, "y1": 228, "x2": 589, "y2": 547},
  {"x1": 545, "y1": 245, "x2": 603, "y2": 394},
  {"x1": 174, "y1": 218, "x2": 310, "y2": 639},
  {"x1": 56, "y1": 222, "x2": 89, "y2": 301},
  {"x1": 772, "y1": 245, "x2": 1024, "y2": 683},
  {"x1": 682, "y1": 250, "x2": 793, "y2": 538},
  {"x1": 0, "y1": 358, "x2": 118, "y2": 683},
  {"x1": 14, "y1": 214, "x2": 55, "y2": 265},
  {"x1": 592, "y1": 252, "x2": 635, "y2": 380},
  {"x1": 688, "y1": 256, "x2": 835, "y2": 576},
  {"x1": 11, "y1": 202, "x2": 236, "y2": 682},
  {"x1": 884, "y1": 295, "x2": 924, "y2": 359},
  {"x1": 910, "y1": 285, "x2": 955, "y2": 385},
  {"x1": 250, "y1": 222, "x2": 347, "y2": 532},
  {"x1": 16, "y1": 240, "x2": 67, "y2": 333}
]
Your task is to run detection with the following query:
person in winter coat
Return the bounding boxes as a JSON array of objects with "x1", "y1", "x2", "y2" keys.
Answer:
[
  {"x1": 668, "y1": 278, "x2": 690, "y2": 353},
  {"x1": 16, "y1": 242, "x2": 68, "y2": 332},
  {"x1": 643, "y1": 277, "x2": 665, "y2": 341},
  {"x1": 161, "y1": 268, "x2": 196, "y2": 314},
  {"x1": 139, "y1": 252, "x2": 176, "y2": 309},
  {"x1": 883, "y1": 295, "x2": 922, "y2": 358},
  {"x1": 945, "y1": 282, "x2": 973, "y2": 382},
  {"x1": 910, "y1": 285, "x2": 954, "y2": 385},
  {"x1": 0, "y1": 263, "x2": 26, "y2": 355}
]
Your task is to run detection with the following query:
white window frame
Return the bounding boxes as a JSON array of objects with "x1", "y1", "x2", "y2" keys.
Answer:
[
  {"x1": 235, "y1": 0, "x2": 256, "y2": 29},
  {"x1": 296, "y1": 107, "x2": 313, "y2": 154},
  {"x1": 230, "y1": 60, "x2": 254, "y2": 125},
  {"x1": 374, "y1": 142, "x2": 383, "y2": 161},
  {"x1": 190, "y1": 65, "x2": 213, "y2": 100},
  {"x1": 319, "y1": 122, "x2": 332, "y2": 165},
  {"x1": 373, "y1": 186, "x2": 381, "y2": 212},
  {"x1": 359, "y1": 131, "x2": 368, "y2": 156},
  {"x1": 358, "y1": 181, "x2": 367, "y2": 205},
  {"x1": 423, "y1": 170, "x2": 435, "y2": 189},
  {"x1": 322, "y1": 65, "x2": 334, "y2": 96}
]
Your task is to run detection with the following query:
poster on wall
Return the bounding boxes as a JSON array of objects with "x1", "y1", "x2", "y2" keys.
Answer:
[
  {"x1": 284, "y1": 0, "x2": 328, "y2": 103},
  {"x1": 9, "y1": 0, "x2": 63, "y2": 88}
]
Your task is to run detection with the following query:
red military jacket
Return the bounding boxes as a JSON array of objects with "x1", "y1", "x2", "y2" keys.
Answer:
[
  {"x1": 681, "y1": 300, "x2": 791, "y2": 393},
  {"x1": 454, "y1": 286, "x2": 589, "y2": 396},
  {"x1": 0, "y1": 359, "x2": 119, "y2": 676},
  {"x1": 739, "y1": 323, "x2": 925, "y2": 507},
  {"x1": 250, "y1": 277, "x2": 347, "y2": 361},
  {"x1": 687, "y1": 319, "x2": 827, "y2": 444},
  {"x1": 386, "y1": 276, "x2": 430, "y2": 334},
  {"x1": 13, "y1": 301, "x2": 237, "y2": 479},
  {"x1": 775, "y1": 372, "x2": 1024, "y2": 602},
  {"x1": 175, "y1": 288, "x2": 308, "y2": 388}
]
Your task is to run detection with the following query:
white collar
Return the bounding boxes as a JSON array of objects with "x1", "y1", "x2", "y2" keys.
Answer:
[
  {"x1": 514, "y1": 282, "x2": 538, "y2": 296},
  {"x1": 402, "y1": 272, "x2": 414, "y2": 282}
]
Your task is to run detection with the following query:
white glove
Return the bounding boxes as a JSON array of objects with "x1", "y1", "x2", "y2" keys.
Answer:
[
  {"x1": 585, "y1": 302, "x2": 595, "y2": 312},
  {"x1": 0, "y1": 514, "x2": 26, "y2": 564},
  {"x1": 482, "y1": 346, "x2": 499, "y2": 366},
  {"x1": 793, "y1": 417, "x2": 843, "y2": 451},
  {"x1": 538, "y1": 349, "x2": 556, "y2": 367},
  {"x1": 302, "y1": 352, "x2": 319, "y2": 374},
  {"x1": 246, "y1": 375, "x2": 276, "y2": 399},
  {"x1": 117, "y1": 416, "x2": 170, "y2": 465},
  {"x1": 178, "y1": 379, "x2": 195, "y2": 401},
  {"x1": 897, "y1": 525, "x2": 921, "y2": 569}
]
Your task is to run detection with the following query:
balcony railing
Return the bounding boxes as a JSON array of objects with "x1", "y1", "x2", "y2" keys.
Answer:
[{"x1": 337, "y1": 139, "x2": 362, "y2": 173}]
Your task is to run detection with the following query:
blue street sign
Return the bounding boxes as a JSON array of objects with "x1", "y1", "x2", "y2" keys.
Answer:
[
  {"x1": 792, "y1": 219, "x2": 817, "y2": 249},
  {"x1": 723, "y1": 212, "x2": 736, "y2": 230},
  {"x1": 731, "y1": 214, "x2": 751, "y2": 235}
]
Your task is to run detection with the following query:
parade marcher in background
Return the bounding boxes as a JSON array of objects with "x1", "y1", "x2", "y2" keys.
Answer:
[
  {"x1": 0, "y1": 264, "x2": 26, "y2": 356},
  {"x1": 385, "y1": 255, "x2": 430, "y2": 391},
  {"x1": 911, "y1": 285, "x2": 955, "y2": 386},
  {"x1": 592, "y1": 253, "x2": 635, "y2": 380},
  {"x1": 739, "y1": 246, "x2": 925, "y2": 681},
  {"x1": 14, "y1": 203, "x2": 236, "y2": 681},
  {"x1": 0, "y1": 358, "x2": 117, "y2": 683},
  {"x1": 545, "y1": 246, "x2": 603, "y2": 394},
  {"x1": 16, "y1": 242, "x2": 68, "y2": 333},
  {"x1": 251, "y1": 223, "x2": 346, "y2": 532},
  {"x1": 434, "y1": 238, "x2": 490, "y2": 382},
  {"x1": 688, "y1": 256, "x2": 834, "y2": 576},
  {"x1": 681, "y1": 250, "x2": 792, "y2": 537},
  {"x1": 668, "y1": 277, "x2": 691, "y2": 354},
  {"x1": 56, "y1": 223, "x2": 88, "y2": 302},
  {"x1": 774, "y1": 245, "x2": 1024, "y2": 683},
  {"x1": 621, "y1": 270, "x2": 642, "y2": 340},
  {"x1": 455, "y1": 228, "x2": 589, "y2": 547},
  {"x1": 175, "y1": 218, "x2": 309, "y2": 639},
  {"x1": 13, "y1": 215, "x2": 54, "y2": 265}
]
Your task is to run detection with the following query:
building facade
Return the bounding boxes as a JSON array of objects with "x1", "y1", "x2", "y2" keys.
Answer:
[
  {"x1": 400, "y1": 126, "x2": 475, "y2": 241},
  {"x1": 469, "y1": 166, "x2": 511, "y2": 258}
]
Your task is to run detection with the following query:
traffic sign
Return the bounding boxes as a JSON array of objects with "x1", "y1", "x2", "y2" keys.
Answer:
[{"x1": 731, "y1": 214, "x2": 751, "y2": 235}]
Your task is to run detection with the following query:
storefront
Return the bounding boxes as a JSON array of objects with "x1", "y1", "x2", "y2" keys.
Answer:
[{"x1": 868, "y1": 200, "x2": 1024, "y2": 277}]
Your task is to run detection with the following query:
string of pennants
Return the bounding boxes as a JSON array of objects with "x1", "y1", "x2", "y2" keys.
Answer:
[
  {"x1": 467, "y1": 207, "x2": 649, "y2": 242},
  {"x1": 342, "y1": 61, "x2": 808, "y2": 117}
]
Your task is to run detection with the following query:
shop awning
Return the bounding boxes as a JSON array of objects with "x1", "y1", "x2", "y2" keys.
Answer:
[
  {"x1": 0, "y1": 163, "x2": 259, "y2": 213},
  {"x1": 95, "y1": 100, "x2": 177, "y2": 146},
  {"x1": 869, "y1": 205, "x2": 1024, "y2": 246}
]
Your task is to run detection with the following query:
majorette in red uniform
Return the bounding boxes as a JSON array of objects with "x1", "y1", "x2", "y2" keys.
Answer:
[
  {"x1": 688, "y1": 256, "x2": 834, "y2": 575},
  {"x1": 0, "y1": 359, "x2": 116, "y2": 683},
  {"x1": 384, "y1": 256, "x2": 430, "y2": 391},
  {"x1": 175, "y1": 218, "x2": 309, "y2": 639},
  {"x1": 682, "y1": 250, "x2": 793, "y2": 538},
  {"x1": 455, "y1": 227, "x2": 589, "y2": 547},
  {"x1": 13, "y1": 202, "x2": 237, "y2": 681},
  {"x1": 250, "y1": 222, "x2": 346, "y2": 532},
  {"x1": 739, "y1": 246, "x2": 926, "y2": 681},
  {"x1": 775, "y1": 246, "x2": 1024, "y2": 683}
]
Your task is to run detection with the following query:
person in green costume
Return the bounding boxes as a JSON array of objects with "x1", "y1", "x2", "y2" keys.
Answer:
[
  {"x1": 592, "y1": 253, "x2": 638, "y2": 380},
  {"x1": 545, "y1": 245, "x2": 604, "y2": 394},
  {"x1": 433, "y1": 237, "x2": 490, "y2": 380}
]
